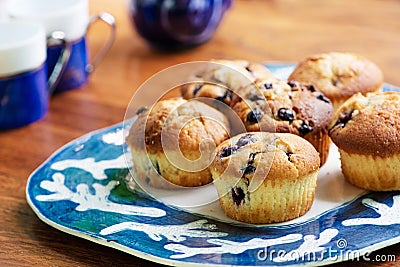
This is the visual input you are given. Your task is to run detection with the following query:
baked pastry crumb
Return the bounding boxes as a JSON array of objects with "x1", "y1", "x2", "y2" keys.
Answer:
[
  {"x1": 126, "y1": 97, "x2": 230, "y2": 188},
  {"x1": 288, "y1": 52, "x2": 383, "y2": 110},
  {"x1": 231, "y1": 78, "x2": 334, "y2": 165},
  {"x1": 329, "y1": 92, "x2": 400, "y2": 191},
  {"x1": 211, "y1": 132, "x2": 320, "y2": 224}
]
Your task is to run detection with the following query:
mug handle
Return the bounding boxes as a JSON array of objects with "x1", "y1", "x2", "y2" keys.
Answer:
[
  {"x1": 85, "y1": 12, "x2": 116, "y2": 74},
  {"x1": 47, "y1": 31, "x2": 72, "y2": 95}
]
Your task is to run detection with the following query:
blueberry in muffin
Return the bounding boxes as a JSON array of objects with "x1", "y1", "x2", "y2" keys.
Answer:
[{"x1": 231, "y1": 79, "x2": 334, "y2": 165}]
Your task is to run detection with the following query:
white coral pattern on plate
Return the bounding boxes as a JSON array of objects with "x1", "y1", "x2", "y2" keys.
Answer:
[{"x1": 36, "y1": 173, "x2": 165, "y2": 217}]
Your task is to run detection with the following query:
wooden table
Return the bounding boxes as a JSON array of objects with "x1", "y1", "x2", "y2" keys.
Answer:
[{"x1": 1, "y1": 0, "x2": 399, "y2": 266}]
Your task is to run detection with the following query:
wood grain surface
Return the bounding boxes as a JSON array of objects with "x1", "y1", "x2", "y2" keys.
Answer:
[{"x1": 1, "y1": 0, "x2": 400, "y2": 266}]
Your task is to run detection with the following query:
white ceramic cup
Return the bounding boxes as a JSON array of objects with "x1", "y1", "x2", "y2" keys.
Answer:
[
  {"x1": 0, "y1": 21, "x2": 68, "y2": 129},
  {"x1": 8, "y1": 0, "x2": 116, "y2": 93},
  {"x1": 0, "y1": 22, "x2": 46, "y2": 76},
  {"x1": 0, "y1": 0, "x2": 9, "y2": 22},
  {"x1": 8, "y1": 0, "x2": 89, "y2": 41}
]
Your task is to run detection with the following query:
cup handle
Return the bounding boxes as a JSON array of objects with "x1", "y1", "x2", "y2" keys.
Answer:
[
  {"x1": 47, "y1": 31, "x2": 72, "y2": 95},
  {"x1": 85, "y1": 12, "x2": 116, "y2": 74}
]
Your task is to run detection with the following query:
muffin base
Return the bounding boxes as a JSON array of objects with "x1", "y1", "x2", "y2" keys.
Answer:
[
  {"x1": 130, "y1": 149, "x2": 212, "y2": 189},
  {"x1": 340, "y1": 150, "x2": 400, "y2": 191},
  {"x1": 214, "y1": 171, "x2": 318, "y2": 224}
]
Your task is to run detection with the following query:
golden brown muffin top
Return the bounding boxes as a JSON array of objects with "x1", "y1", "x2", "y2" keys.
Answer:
[
  {"x1": 126, "y1": 98, "x2": 230, "y2": 162},
  {"x1": 288, "y1": 52, "x2": 383, "y2": 101},
  {"x1": 231, "y1": 78, "x2": 334, "y2": 135},
  {"x1": 211, "y1": 132, "x2": 320, "y2": 188},
  {"x1": 208, "y1": 59, "x2": 275, "y2": 91},
  {"x1": 180, "y1": 59, "x2": 275, "y2": 105},
  {"x1": 181, "y1": 82, "x2": 233, "y2": 106},
  {"x1": 329, "y1": 92, "x2": 400, "y2": 157}
]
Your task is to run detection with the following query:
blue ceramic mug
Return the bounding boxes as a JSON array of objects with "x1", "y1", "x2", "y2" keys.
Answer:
[
  {"x1": 0, "y1": 22, "x2": 68, "y2": 129},
  {"x1": 8, "y1": 0, "x2": 116, "y2": 94}
]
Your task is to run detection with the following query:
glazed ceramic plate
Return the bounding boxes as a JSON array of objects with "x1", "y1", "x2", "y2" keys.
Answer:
[{"x1": 27, "y1": 64, "x2": 400, "y2": 266}]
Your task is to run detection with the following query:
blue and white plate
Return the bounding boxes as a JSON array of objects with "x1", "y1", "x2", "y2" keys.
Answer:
[{"x1": 27, "y1": 64, "x2": 400, "y2": 266}]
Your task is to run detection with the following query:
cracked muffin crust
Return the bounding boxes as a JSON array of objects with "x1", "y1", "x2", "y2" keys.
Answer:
[
  {"x1": 180, "y1": 59, "x2": 275, "y2": 106},
  {"x1": 231, "y1": 79, "x2": 334, "y2": 165},
  {"x1": 126, "y1": 97, "x2": 230, "y2": 188},
  {"x1": 329, "y1": 92, "x2": 400, "y2": 191},
  {"x1": 211, "y1": 132, "x2": 320, "y2": 224},
  {"x1": 288, "y1": 52, "x2": 383, "y2": 110}
]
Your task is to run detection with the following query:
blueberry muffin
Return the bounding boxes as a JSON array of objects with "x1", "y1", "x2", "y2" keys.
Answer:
[
  {"x1": 211, "y1": 132, "x2": 320, "y2": 224},
  {"x1": 126, "y1": 98, "x2": 230, "y2": 188},
  {"x1": 288, "y1": 52, "x2": 383, "y2": 110},
  {"x1": 231, "y1": 79, "x2": 334, "y2": 165},
  {"x1": 180, "y1": 59, "x2": 275, "y2": 106},
  {"x1": 329, "y1": 92, "x2": 400, "y2": 191}
]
